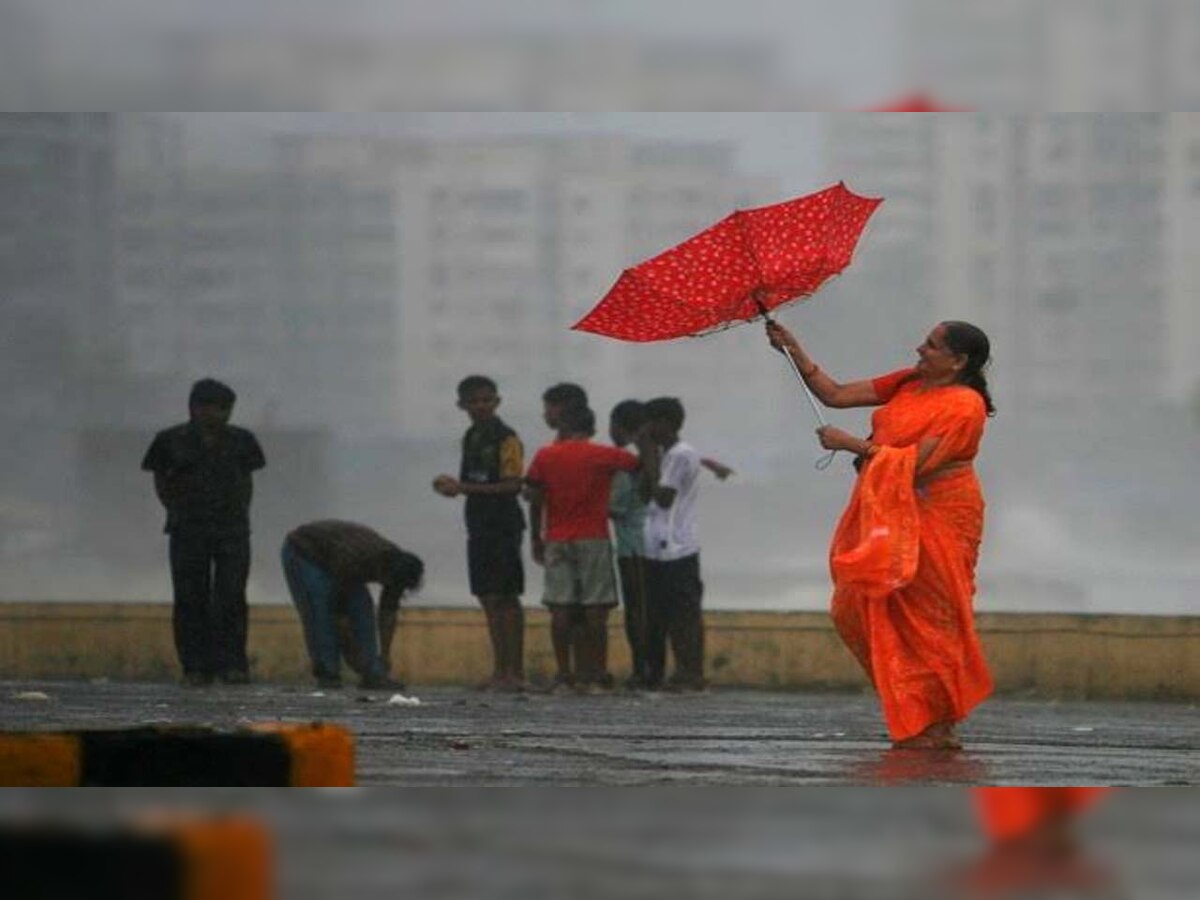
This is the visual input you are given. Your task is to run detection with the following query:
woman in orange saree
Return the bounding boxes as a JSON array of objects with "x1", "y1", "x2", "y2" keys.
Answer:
[{"x1": 767, "y1": 319, "x2": 996, "y2": 750}]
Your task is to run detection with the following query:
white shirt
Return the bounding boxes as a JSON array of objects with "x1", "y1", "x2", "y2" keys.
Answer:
[{"x1": 643, "y1": 441, "x2": 701, "y2": 561}]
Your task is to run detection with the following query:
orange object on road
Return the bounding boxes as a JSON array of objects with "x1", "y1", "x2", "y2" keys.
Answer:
[{"x1": 975, "y1": 788, "x2": 1110, "y2": 842}]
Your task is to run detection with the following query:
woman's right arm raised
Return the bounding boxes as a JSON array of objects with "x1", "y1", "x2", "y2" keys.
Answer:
[{"x1": 764, "y1": 322, "x2": 883, "y2": 409}]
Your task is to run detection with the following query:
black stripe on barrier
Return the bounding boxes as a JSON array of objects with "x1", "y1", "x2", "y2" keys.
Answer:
[
  {"x1": 0, "y1": 827, "x2": 183, "y2": 900},
  {"x1": 79, "y1": 728, "x2": 293, "y2": 786}
]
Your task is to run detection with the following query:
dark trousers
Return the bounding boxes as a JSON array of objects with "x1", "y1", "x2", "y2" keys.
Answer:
[
  {"x1": 644, "y1": 554, "x2": 704, "y2": 687},
  {"x1": 168, "y1": 533, "x2": 251, "y2": 676},
  {"x1": 618, "y1": 555, "x2": 650, "y2": 681}
]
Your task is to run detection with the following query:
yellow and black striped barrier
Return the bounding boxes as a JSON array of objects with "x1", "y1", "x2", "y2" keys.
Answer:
[
  {"x1": 0, "y1": 816, "x2": 272, "y2": 900},
  {"x1": 0, "y1": 722, "x2": 354, "y2": 786}
]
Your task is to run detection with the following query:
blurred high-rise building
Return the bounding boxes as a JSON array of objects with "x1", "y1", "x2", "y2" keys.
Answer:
[
  {"x1": 826, "y1": 113, "x2": 1200, "y2": 429},
  {"x1": 0, "y1": 113, "x2": 121, "y2": 558},
  {"x1": 112, "y1": 116, "x2": 401, "y2": 437},
  {"x1": 1163, "y1": 115, "x2": 1200, "y2": 408},
  {"x1": 820, "y1": 115, "x2": 943, "y2": 371},
  {"x1": 0, "y1": 113, "x2": 118, "y2": 430},
  {"x1": 148, "y1": 31, "x2": 805, "y2": 111},
  {"x1": 275, "y1": 131, "x2": 780, "y2": 453},
  {"x1": 103, "y1": 121, "x2": 783, "y2": 456},
  {"x1": 904, "y1": 0, "x2": 1200, "y2": 111}
]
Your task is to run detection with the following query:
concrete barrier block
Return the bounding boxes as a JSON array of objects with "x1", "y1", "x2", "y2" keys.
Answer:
[
  {"x1": 0, "y1": 723, "x2": 354, "y2": 786},
  {"x1": 0, "y1": 817, "x2": 271, "y2": 900}
]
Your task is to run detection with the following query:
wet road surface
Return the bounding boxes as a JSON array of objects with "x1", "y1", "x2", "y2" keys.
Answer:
[{"x1": 2, "y1": 681, "x2": 1195, "y2": 786}]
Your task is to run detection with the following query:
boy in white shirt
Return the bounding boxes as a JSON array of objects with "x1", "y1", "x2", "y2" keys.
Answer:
[{"x1": 642, "y1": 397, "x2": 707, "y2": 691}]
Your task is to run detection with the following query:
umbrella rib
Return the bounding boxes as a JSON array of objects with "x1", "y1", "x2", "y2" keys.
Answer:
[{"x1": 730, "y1": 210, "x2": 773, "y2": 324}]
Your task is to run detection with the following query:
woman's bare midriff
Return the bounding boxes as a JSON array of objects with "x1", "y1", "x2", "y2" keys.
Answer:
[{"x1": 915, "y1": 461, "x2": 972, "y2": 490}]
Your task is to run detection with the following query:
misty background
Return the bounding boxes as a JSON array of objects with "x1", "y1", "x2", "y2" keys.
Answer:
[{"x1": 2, "y1": 3, "x2": 1199, "y2": 617}]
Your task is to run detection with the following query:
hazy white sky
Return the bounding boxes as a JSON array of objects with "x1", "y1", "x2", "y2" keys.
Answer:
[
  {"x1": 23, "y1": 0, "x2": 904, "y2": 109},
  {"x1": 32, "y1": 0, "x2": 902, "y2": 101},
  {"x1": 41, "y1": 0, "x2": 905, "y2": 186}
]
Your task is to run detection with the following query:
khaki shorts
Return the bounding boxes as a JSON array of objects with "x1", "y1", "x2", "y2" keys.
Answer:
[{"x1": 542, "y1": 539, "x2": 618, "y2": 609}]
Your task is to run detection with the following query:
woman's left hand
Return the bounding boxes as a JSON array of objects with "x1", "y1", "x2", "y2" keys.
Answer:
[{"x1": 816, "y1": 425, "x2": 859, "y2": 453}]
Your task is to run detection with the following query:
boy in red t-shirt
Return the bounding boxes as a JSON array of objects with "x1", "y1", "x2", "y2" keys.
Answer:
[{"x1": 526, "y1": 404, "x2": 654, "y2": 692}]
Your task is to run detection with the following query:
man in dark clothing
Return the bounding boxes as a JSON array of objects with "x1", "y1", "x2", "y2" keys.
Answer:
[
  {"x1": 281, "y1": 520, "x2": 424, "y2": 690},
  {"x1": 141, "y1": 378, "x2": 266, "y2": 686}
]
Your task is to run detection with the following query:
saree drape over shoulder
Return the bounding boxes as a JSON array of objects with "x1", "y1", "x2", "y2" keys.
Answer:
[{"x1": 829, "y1": 371, "x2": 993, "y2": 742}]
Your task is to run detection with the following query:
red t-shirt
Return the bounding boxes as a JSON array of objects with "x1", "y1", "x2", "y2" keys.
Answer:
[
  {"x1": 526, "y1": 440, "x2": 639, "y2": 541},
  {"x1": 872, "y1": 367, "x2": 918, "y2": 403}
]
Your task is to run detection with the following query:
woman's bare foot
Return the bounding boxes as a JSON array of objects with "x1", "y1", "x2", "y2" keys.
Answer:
[{"x1": 893, "y1": 721, "x2": 962, "y2": 751}]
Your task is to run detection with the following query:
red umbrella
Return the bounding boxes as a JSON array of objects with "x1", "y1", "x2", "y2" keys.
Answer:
[
  {"x1": 572, "y1": 182, "x2": 882, "y2": 433},
  {"x1": 573, "y1": 182, "x2": 882, "y2": 343}
]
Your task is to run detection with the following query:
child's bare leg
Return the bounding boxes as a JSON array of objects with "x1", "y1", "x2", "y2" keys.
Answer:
[
  {"x1": 549, "y1": 608, "x2": 574, "y2": 683},
  {"x1": 497, "y1": 597, "x2": 525, "y2": 685},
  {"x1": 476, "y1": 594, "x2": 506, "y2": 688},
  {"x1": 568, "y1": 607, "x2": 587, "y2": 683},
  {"x1": 583, "y1": 607, "x2": 611, "y2": 685}
]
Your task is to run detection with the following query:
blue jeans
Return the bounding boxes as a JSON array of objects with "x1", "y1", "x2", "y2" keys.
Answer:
[{"x1": 281, "y1": 542, "x2": 384, "y2": 680}]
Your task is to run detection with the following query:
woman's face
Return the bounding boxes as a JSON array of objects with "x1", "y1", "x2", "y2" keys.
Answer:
[{"x1": 916, "y1": 325, "x2": 965, "y2": 381}]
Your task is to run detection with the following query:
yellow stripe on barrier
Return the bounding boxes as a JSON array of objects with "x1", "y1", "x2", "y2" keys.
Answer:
[
  {"x1": 250, "y1": 722, "x2": 355, "y2": 787},
  {"x1": 0, "y1": 734, "x2": 81, "y2": 786}
]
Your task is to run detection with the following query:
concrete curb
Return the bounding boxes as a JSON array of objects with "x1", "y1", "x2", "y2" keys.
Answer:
[{"x1": 1, "y1": 604, "x2": 1197, "y2": 700}]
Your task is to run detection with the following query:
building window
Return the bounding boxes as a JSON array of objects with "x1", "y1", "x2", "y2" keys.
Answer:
[{"x1": 462, "y1": 188, "x2": 528, "y2": 214}]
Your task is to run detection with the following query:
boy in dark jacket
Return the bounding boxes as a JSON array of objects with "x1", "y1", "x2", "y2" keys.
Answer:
[{"x1": 433, "y1": 375, "x2": 527, "y2": 691}]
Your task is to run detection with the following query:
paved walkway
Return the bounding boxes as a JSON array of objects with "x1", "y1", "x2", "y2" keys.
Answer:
[
  {"x1": 2, "y1": 681, "x2": 1195, "y2": 785},
  {"x1": 2, "y1": 681, "x2": 1197, "y2": 897}
]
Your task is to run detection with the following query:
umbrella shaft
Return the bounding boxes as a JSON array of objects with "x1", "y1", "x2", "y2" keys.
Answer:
[{"x1": 780, "y1": 348, "x2": 828, "y2": 427}]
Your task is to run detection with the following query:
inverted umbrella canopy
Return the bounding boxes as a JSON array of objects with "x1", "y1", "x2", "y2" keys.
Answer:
[{"x1": 572, "y1": 182, "x2": 883, "y2": 343}]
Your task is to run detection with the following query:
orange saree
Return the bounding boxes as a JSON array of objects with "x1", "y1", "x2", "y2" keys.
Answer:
[{"x1": 830, "y1": 373, "x2": 993, "y2": 742}]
